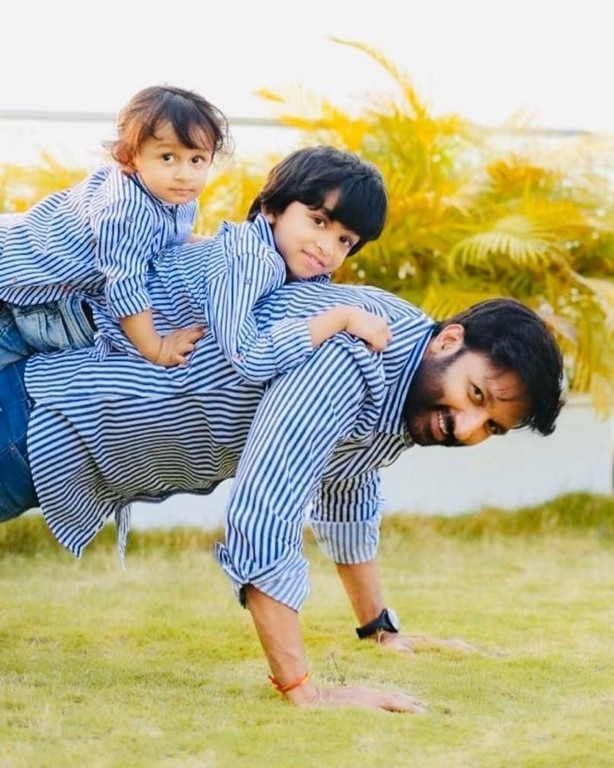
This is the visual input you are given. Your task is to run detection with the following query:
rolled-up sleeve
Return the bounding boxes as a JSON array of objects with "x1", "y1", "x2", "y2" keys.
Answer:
[
  {"x1": 309, "y1": 470, "x2": 383, "y2": 563},
  {"x1": 207, "y1": 231, "x2": 313, "y2": 382},
  {"x1": 215, "y1": 343, "x2": 375, "y2": 611},
  {"x1": 94, "y1": 202, "x2": 157, "y2": 318}
]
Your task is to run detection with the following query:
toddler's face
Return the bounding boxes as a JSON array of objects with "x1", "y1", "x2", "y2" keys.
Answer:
[{"x1": 130, "y1": 121, "x2": 213, "y2": 205}]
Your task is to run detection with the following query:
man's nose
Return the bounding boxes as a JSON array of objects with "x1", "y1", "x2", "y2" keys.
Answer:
[{"x1": 453, "y1": 408, "x2": 489, "y2": 446}]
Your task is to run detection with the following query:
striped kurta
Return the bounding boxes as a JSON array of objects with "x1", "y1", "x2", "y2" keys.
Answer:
[
  {"x1": 25, "y1": 280, "x2": 435, "y2": 611},
  {"x1": 0, "y1": 165, "x2": 196, "y2": 317},
  {"x1": 92, "y1": 214, "x2": 319, "y2": 381}
]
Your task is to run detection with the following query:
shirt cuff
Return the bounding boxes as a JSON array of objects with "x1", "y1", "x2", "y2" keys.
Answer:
[
  {"x1": 214, "y1": 541, "x2": 311, "y2": 612},
  {"x1": 268, "y1": 318, "x2": 313, "y2": 373},
  {"x1": 107, "y1": 287, "x2": 152, "y2": 318},
  {"x1": 310, "y1": 518, "x2": 380, "y2": 564}
]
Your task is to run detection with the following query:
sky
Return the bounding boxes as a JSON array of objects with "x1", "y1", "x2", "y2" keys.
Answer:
[{"x1": 1, "y1": 0, "x2": 612, "y2": 166}]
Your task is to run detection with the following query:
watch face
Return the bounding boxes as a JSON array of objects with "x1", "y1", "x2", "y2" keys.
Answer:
[{"x1": 384, "y1": 608, "x2": 400, "y2": 632}]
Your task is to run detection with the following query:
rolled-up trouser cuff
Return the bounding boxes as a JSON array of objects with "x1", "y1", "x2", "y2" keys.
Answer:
[{"x1": 310, "y1": 518, "x2": 380, "y2": 564}]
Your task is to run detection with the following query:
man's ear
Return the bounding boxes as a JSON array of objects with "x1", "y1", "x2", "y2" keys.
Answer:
[{"x1": 430, "y1": 323, "x2": 465, "y2": 357}]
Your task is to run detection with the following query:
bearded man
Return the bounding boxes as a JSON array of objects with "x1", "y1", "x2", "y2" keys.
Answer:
[{"x1": 0, "y1": 277, "x2": 564, "y2": 713}]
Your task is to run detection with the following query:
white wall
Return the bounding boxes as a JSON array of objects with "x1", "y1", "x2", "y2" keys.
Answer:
[
  {"x1": 131, "y1": 396, "x2": 614, "y2": 531},
  {"x1": 379, "y1": 396, "x2": 613, "y2": 516}
]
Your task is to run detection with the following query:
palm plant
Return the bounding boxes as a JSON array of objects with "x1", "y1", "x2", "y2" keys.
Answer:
[
  {"x1": 0, "y1": 153, "x2": 86, "y2": 212},
  {"x1": 2, "y1": 41, "x2": 613, "y2": 411},
  {"x1": 224, "y1": 37, "x2": 614, "y2": 413}
]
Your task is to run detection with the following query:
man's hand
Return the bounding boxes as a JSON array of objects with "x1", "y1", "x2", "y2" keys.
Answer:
[
  {"x1": 374, "y1": 631, "x2": 476, "y2": 654},
  {"x1": 333, "y1": 561, "x2": 476, "y2": 655},
  {"x1": 288, "y1": 684, "x2": 426, "y2": 712}
]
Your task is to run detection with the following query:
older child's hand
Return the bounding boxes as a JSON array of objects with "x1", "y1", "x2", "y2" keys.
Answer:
[
  {"x1": 345, "y1": 307, "x2": 393, "y2": 352},
  {"x1": 155, "y1": 326, "x2": 205, "y2": 367}
]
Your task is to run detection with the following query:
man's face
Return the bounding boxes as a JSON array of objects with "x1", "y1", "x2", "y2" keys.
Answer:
[{"x1": 404, "y1": 325, "x2": 530, "y2": 447}]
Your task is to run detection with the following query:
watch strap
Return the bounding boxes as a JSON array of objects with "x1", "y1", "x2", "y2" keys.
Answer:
[{"x1": 355, "y1": 608, "x2": 400, "y2": 639}]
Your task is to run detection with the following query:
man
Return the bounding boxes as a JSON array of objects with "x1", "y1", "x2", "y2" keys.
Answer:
[{"x1": 0, "y1": 279, "x2": 564, "y2": 713}]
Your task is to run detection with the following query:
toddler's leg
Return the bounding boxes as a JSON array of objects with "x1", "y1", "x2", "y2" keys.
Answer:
[
  {"x1": 0, "y1": 302, "x2": 35, "y2": 370},
  {"x1": 0, "y1": 358, "x2": 38, "y2": 522},
  {"x1": 10, "y1": 297, "x2": 95, "y2": 355}
]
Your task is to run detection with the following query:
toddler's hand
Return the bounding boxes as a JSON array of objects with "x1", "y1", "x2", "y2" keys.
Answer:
[{"x1": 155, "y1": 325, "x2": 205, "y2": 367}]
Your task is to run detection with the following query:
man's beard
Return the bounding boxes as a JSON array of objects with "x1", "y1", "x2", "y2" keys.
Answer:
[{"x1": 402, "y1": 352, "x2": 463, "y2": 447}]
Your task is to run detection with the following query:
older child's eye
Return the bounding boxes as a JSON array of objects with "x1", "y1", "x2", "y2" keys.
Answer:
[{"x1": 340, "y1": 235, "x2": 355, "y2": 250}]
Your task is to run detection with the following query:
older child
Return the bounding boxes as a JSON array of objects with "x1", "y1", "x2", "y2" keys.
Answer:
[
  {"x1": 0, "y1": 85, "x2": 231, "y2": 368},
  {"x1": 92, "y1": 145, "x2": 393, "y2": 378}
]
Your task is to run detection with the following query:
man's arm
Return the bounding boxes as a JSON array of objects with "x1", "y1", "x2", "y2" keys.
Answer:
[
  {"x1": 335, "y1": 561, "x2": 475, "y2": 654},
  {"x1": 216, "y1": 343, "x2": 424, "y2": 710},
  {"x1": 311, "y1": 468, "x2": 475, "y2": 654},
  {"x1": 244, "y1": 584, "x2": 424, "y2": 711}
]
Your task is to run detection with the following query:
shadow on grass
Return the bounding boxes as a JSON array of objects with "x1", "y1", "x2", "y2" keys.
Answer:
[{"x1": 1, "y1": 491, "x2": 613, "y2": 557}]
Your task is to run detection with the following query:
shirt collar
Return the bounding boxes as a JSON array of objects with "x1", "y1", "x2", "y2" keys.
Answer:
[
  {"x1": 127, "y1": 172, "x2": 178, "y2": 209},
  {"x1": 375, "y1": 321, "x2": 435, "y2": 442}
]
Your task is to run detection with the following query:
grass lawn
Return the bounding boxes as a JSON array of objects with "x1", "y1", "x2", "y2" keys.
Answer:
[{"x1": 1, "y1": 492, "x2": 613, "y2": 768}]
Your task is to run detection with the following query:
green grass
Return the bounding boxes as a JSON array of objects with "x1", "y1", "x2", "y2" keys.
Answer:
[{"x1": 1, "y1": 492, "x2": 613, "y2": 768}]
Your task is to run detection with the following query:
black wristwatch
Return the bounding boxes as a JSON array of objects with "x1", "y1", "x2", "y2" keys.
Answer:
[{"x1": 355, "y1": 608, "x2": 400, "y2": 639}]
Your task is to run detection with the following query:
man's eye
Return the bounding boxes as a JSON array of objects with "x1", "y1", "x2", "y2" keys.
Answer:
[{"x1": 472, "y1": 385, "x2": 483, "y2": 402}]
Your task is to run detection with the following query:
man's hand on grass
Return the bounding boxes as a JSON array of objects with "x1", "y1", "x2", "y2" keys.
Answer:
[
  {"x1": 375, "y1": 631, "x2": 476, "y2": 654},
  {"x1": 289, "y1": 684, "x2": 426, "y2": 713}
]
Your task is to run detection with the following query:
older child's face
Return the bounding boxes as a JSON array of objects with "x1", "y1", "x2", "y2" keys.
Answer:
[
  {"x1": 267, "y1": 191, "x2": 360, "y2": 280},
  {"x1": 129, "y1": 121, "x2": 214, "y2": 205}
]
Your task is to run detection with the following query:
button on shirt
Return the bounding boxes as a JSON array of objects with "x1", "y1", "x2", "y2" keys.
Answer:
[
  {"x1": 25, "y1": 281, "x2": 434, "y2": 611},
  {"x1": 0, "y1": 165, "x2": 196, "y2": 318}
]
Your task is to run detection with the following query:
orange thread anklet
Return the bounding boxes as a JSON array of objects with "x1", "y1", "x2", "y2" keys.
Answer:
[{"x1": 268, "y1": 671, "x2": 310, "y2": 694}]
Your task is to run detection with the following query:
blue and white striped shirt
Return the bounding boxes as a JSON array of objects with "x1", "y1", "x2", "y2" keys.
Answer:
[
  {"x1": 0, "y1": 165, "x2": 196, "y2": 318},
  {"x1": 93, "y1": 214, "x2": 318, "y2": 380},
  {"x1": 25, "y1": 280, "x2": 435, "y2": 611}
]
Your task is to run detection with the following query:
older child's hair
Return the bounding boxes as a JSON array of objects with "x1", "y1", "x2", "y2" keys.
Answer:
[
  {"x1": 104, "y1": 85, "x2": 232, "y2": 166},
  {"x1": 247, "y1": 146, "x2": 388, "y2": 255}
]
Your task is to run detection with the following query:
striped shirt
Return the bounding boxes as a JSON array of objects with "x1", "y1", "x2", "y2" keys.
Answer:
[
  {"x1": 0, "y1": 165, "x2": 196, "y2": 318},
  {"x1": 93, "y1": 214, "x2": 318, "y2": 380},
  {"x1": 25, "y1": 280, "x2": 435, "y2": 611}
]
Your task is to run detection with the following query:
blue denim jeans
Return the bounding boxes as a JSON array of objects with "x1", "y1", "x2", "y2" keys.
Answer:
[
  {"x1": 0, "y1": 297, "x2": 95, "y2": 370},
  {"x1": 0, "y1": 359, "x2": 38, "y2": 521}
]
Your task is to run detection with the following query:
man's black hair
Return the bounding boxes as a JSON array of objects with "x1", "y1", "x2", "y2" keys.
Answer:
[{"x1": 434, "y1": 298, "x2": 565, "y2": 436}]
